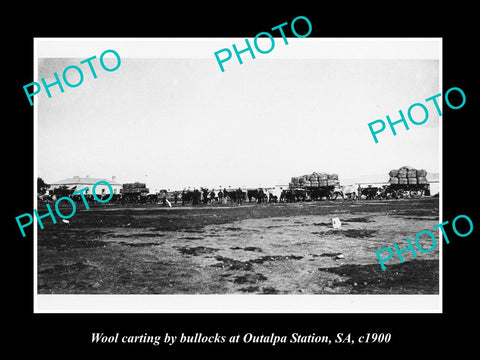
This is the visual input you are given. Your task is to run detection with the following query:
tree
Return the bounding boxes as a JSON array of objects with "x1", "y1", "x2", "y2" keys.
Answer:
[{"x1": 37, "y1": 177, "x2": 49, "y2": 195}]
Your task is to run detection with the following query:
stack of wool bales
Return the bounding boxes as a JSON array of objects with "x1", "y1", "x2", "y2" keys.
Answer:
[
  {"x1": 121, "y1": 182, "x2": 149, "y2": 193},
  {"x1": 388, "y1": 166, "x2": 428, "y2": 185},
  {"x1": 289, "y1": 172, "x2": 339, "y2": 188}
]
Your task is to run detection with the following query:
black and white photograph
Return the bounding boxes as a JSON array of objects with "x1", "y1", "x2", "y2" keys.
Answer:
[
  {"x1": 33, "y1": 38, "x2": 441, "y2": 312},
  {"x1": 8, "y1": 6, "x2": 478, "y2": 355}
]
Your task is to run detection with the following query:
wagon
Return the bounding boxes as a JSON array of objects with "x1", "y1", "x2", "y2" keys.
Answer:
[
  {"x1": 384, "y1": 183, "x2": 430, "y2": 199},
  {"x1": 120, "y1": 182, "x2": 150, "y2": 203},
  {"x1": 306, "y1": 186, "x2": 336, "y2": 201}
]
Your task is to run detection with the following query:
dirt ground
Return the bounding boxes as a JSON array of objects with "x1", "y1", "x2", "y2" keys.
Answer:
[{"x1": 37, "y1": 197, "x2": 439, "y2": 294}]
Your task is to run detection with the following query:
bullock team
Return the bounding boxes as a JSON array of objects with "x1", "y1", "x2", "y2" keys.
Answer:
[
  {"x1": 38, "y1": 183, "x2": 431, "y2": 207},
  {"x1": 162, "y1": 182, "x2": 430, "y2": 206}
]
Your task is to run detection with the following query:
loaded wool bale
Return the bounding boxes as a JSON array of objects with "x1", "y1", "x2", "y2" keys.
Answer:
[
  {"x1": 289, "y1": 171, "x2": 340, "y2": 188},
  {"x1": 397, "y1": 167, "x2": 408, "y2": 177},
  {"x1": 389, "y1": 169, "x2": 398, "y2": 177},
  {"x1": 388, "y1": 166, "x2": 428, "y2": 185},
  {"x1": 327, "y1": 179, "x2": 339, "y2": 186},
  {"x1": 389, "y1": 177, "x2": 399, "y2": 184},
  {"x1": 417, "y1": 176, "x2": 428, "y2": 184},
  {"x1": 408, "y1": 177, "x2": 417, "y2": 185},
  {"x1": 317, "y1": 173, "x2": 328, "y2": 180}
]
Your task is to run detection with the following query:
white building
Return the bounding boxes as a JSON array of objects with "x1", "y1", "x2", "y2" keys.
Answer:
[{"x1": 48, "y1": 176, "x2": 122, "y2": 196}]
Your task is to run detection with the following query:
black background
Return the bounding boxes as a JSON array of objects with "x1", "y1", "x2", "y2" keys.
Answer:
[{"x1": 6, "y1": 4, "x2": 478, "y2": 356}]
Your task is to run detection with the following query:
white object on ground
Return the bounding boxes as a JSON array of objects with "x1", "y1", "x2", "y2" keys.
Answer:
[{"x1": 332, "y1": 217, "x2": 342, "y2": 229}]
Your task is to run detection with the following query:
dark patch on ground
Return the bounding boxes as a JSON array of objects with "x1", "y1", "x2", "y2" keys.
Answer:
[
  {"x1": 319, "y1": 259, "x2": 439, "y2": 294},
  {"x1": 117, "y1": 241, "x2": 163, "y2": 247},
  {"x1": 225, "y1": 227, "x2": 242, "y2": 231},
  {"x1": 341, "y1": 229, "x2": 377, "y2": 238},
  {"x1": 182, "y1": 228, "x2": 206, "y2": 233},
  {"x1": 249, "y1": 255, "x2": 303, "y2": 264},
  {"x1": 262, "y1": 287, "x2": 280, "y2": 294},
  {"x1": 312, "y1": 229, "x2": 377, "y2": 238},
  {"x1": 389, "y1": 208, "x2": 438, "y2": 217},
  {"x1": 230, "y1": 246, "x2": 263, "y2": 252},
  {"x1": 181, "y1": 236, "x2": 205, "y2": 240},
  {"x1": 313, "y1": 222, "x2": 332, "y2": 226},
  {"x1": 212, "y1": 254, "x2": 303, "y2": 271},
  {"x1": 343, "y1": 217, "x2": 373, "y2": 223},
  {"x1": 176, "y1": 246, "x2": 219, "y2": 256},
  {"x1": 111, "y1": 233, "x2": 165, "y2": 238},
  {"x1": 244, "y1": 246, "x2": 263, "y2": 252},
  {"x1": 320, "y1": 252, "x2": 343, "y2": 257},
  {"x1": 401, "y1": 216, "x2": 439, "y2": 221},
  {"x1": 239, "y1": 286, "x2": 259, "y2": 293},
  {"x1": 233, "y1": 273, "x2": 268, "y2": 284},
  {"x1": 212, "y1": 256, "x2": 253, "y2": 271}
]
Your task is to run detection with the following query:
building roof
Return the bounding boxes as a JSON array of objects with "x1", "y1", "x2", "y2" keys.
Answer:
[{"x1": 50, "y1": 176, "x2": 121, "y2": 186}]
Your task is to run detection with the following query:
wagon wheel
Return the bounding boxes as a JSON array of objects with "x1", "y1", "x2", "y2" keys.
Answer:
[
  {"x1": 409, "y1": 190, "x2": 419, "y2": 198},
  {"x1": 410, "y1": 189, "x2": 425, "y2": 198}
]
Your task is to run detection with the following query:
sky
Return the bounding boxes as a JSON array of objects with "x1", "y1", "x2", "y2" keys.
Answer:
[{"x1": 36, "y1": 39, "x2": 440, "y2": 191}]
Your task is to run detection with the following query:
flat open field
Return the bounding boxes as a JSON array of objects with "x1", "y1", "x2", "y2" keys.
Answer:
[{"x1": 37, "y1": 197, "x2": 439, "y2": 294}]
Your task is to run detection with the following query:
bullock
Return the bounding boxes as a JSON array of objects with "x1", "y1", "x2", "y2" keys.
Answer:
[
  {"x1": 267, "y1": 187, "x2": 285, "y2": 203},
  {"x1": 37, "y1": 193, "x2": 53, "y2": 204},
  {"x1": 209, "y1": 189, "x2": 216, "y2": 203},
  {"x1": 247, "y1": 189, "x2": 258, "y2": 203},
  {"x1": 280, "y1": 188, "x2": 308, "y2": 202},
  {"x1": 111, "y1": 193, "x2": 123, "y2": 203},
  {"x1": 181, "y1": 189, "x2": 194, "y2": 205},
  {"x1": 235, "y1": 188, "x2": 248, "y2": 204},
  {"x1": 247, "y1": 188, "x2": 268, "y2": 203},
  {"x1": 223, "y1": 189, "x2": 242, "y2": 203},
  {"x1": 360, "y1": 186, "x2": 381, "y2": 200},
  {"x1": 201, "y1": 188, "x2": 210, "y2": 204},
  {"x1": 257, "y1": 188, "x2": 268, "y2": 203},
  {"x1": 333, "y1": 185, "x2": 357, "y2": 200},
  {"x1": 379, "y1": 185, "x2": 397, "y2": 199},
  {"x1": 308, "y1": 187, "x2": 332, "y2": 201}
]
